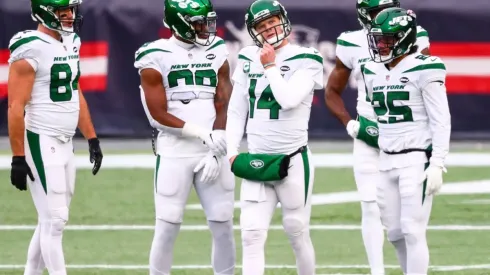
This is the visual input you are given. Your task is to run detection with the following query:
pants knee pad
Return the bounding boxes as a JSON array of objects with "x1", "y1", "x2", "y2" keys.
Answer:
[
  {"x1": 49, "y1": 207, "x2": 69, "y2": 236},
  {"x1": 241, "y1": 230, "x2": 267, "y2": 248},
  {"x1": 361, "y1": 201, "x2": 381, "y2": 220},
  {"x1": 207, "y1": 202, "x2": 234, "y2": 222},
  {"x1": 387, "y1": 227, "x2": 403, "y2": 242},
  {"x1": 401, "y1": 218, "x2": 425, "y2": 245},
  {"x1": 156, "y1": 203, "x2": 184, "y2": 224},
  {"x1": 283, "y1": 216, "x2": 305, "y2": 237}
]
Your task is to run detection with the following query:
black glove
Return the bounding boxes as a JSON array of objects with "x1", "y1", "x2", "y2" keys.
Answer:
[
  {"x1": 11, "y1": 156, "x2": 34, "y2": 191},
  {"x1": 88, "y1": 138, "x2": 103, "y2": 175}
]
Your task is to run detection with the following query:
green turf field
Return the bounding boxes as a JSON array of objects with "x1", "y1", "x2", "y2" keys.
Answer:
[{"x1": 1, "y1": 153, "x2": 490, "y2": 275}]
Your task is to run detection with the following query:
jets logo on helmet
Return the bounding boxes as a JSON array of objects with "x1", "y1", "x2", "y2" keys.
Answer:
[
  {"x1": 245, "y1": 0, "x2": 292, "y2": 47},
  {"x1": 356, "y1": 0, "x2": 400, "y2": 30},
  {"x1": 163, "y1": 0, "x2": 218, "y2": 46},
  {"x1": 367, "y1": 7, "x2": 417, "y2": 64},
  {"x1": 31, "y1": 0, "x2": 84, "y2": 36}
]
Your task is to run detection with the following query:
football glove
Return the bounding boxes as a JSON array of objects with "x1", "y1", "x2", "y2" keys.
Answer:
[
  {"x1": 182, "y1": 123, "x2": 227, "y2": 156},
  {"x1": 194, "y1": 152, "x2": 221, "y2": 183},
  {"x1": 346, "y1": 120, "x2": 360, "y2": 139},
  {"x1": 10, "y1": 156, "x2": 34, "y2": 191},
  {"x1": 424, "y1": 164, "x2": 447, "y2": 196},
  {"x1": 88, "y1": 138, "x2": 103, "y2": 175}
]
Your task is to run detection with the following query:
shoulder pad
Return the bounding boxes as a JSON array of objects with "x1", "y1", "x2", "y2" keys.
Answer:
[
  {"x1": 403, "y1": 55, "x2": 445, "y2": 72},
  {"x1": 237, "y1": 46, "x2": 257, "y2": 63},
  {"x1": 416, "y1": 25, "x2": 429, "y2": 39},
  {"x1": 204, "y1": 37, "x2": 226, "y2": 52},
  {"x1": 9, "y1": 31, "x2": 50, "y2": 54},
  {"x1": 283, "y1": 46, "x2": 323, "y2": 65},
  {"x1": 337, "y1": 30, "x2": 363, "y2": 48},
  {"x1": 134, "y1": 39, "x2": 172, "y2": 62}
]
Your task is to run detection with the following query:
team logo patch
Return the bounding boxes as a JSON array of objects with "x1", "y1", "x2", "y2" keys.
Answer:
[
  {"x1": 250, "y1": 160, "x2": 264, "y2": 169},
  {"x1": 280, "y1": 66, "x2": 290, "y2": 72},
  {"x1": 366, "y1": 126, "x2": 379, "y2": 136},
  {"x1": 243, "y1": 62, "x2": 250, "y2": 73},
  {"x1": 73, "y1": 47, "x2": 78, "y2": 53},
  {"x1": 206, "y1": 53, "x2": 216, "y2": 60},
  {"x1": 400, "y1": 77, "x2": 409, "y2": 83}
]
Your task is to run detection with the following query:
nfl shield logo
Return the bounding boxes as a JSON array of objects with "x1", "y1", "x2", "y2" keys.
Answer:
[{"x1": 386, "y1": 75, "x2": 390, "y2": 81}]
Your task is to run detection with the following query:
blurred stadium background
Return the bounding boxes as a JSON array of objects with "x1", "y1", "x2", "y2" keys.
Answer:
[{"x1": 1, "y1": 0, "x2": 490, "y2": 274}]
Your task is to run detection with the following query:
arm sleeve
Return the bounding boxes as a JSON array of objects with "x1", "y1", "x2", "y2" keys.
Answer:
[
  {"x1": 336, "y1": 34, "x2": 354, "y2": 70},
  {"x1": 422, "y1": 81, "x2": 451, "y2": 167},
  {"x1": 134, "y1": 48, "x2": 163, "y2": 75},
  {"x1": 8, "y1": 44, "x2": 40, "y2": 72},
  {"x1": 225, "y1": 81, "x2": 249, "y2": 158},
  {"x1": 263, "y1": 58, "x2": 323, "y2": 110}
]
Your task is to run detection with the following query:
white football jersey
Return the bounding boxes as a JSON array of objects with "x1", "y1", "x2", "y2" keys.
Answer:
[
  {"x1": 363, "y1": 53, "x2": 447, "y2": 170},
  {"x1": 336, "y1": 26, "x2": 430, "y2": 120},
  {"x1": 232, "y1": 44, "x2": 324, "y2": 154},
  {"x1": 134, "y1": 37, "x2": 229, "y2": 157},
  {"x1": 8, "y1": 30, "x2": 81, "y2": 138}
]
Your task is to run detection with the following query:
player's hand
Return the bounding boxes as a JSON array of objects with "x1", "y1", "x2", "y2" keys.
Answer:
[
  {"x1": 260, "y1": 42, "x2": 276, "y2": 67},
  {"x1": 229, "y1": 155, "x2": 237, "y2": 166},
  {"x1": 424, "y1": 164, "x2": 447, "y2": 196},
  {"x1": 10, "y1": 156, "x2": 34, "y2": 191},
  {"x1": 194, "y1": 152, "x2": 221, "y2": 183},
  {"x1": 88, "y1": 138, "x2": 103, "y2": 175},
  {"x1": 208, "y1": 130, "x2": 227, "y2": 156},
  {"x1": 346, "y1": 120, "x2": 360, "y2": 138}
]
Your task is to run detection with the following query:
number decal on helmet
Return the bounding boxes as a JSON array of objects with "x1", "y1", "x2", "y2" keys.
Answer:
[{"x1": 171, "y1": 0, "x2": 200, "y2": 9}]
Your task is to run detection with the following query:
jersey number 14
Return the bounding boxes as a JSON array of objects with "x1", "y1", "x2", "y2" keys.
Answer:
[{"x1": 248, "y1": 79, "x2": 282, "y2": 120}]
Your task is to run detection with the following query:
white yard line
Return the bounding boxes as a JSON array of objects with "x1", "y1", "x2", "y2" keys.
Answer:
[
  {"x1": 2, "y1": 224, "x2": 490, "y2": 231},
  {"x1": 0, "y1": 153, "x2": 489, "y2": 169},
  {"x1": 0, "y1": 264, "x2": 489, "y2": 271}
]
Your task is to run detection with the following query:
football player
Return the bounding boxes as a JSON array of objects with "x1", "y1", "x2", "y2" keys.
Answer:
[
  {"x1": 226, "y1": 0, "x2": 323, "y2": 274},
  {"x1": 363, "y1": 8, "x2": 450, "y2": 274},
  {"x1": 134, "y1": 0, "x2": 235, "y2": 274},
  {"x1": 8, "y1": 0, "x2": 103, "y2": 274},
  {"x1": 324, "y1": 1, "x2": 430, "y2": 274}
]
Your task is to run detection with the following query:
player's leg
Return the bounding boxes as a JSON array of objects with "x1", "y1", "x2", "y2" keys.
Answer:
[
  {"x1": 275, "y1": 148, "x2": 315, "y2": 275},
  {"x1": 377, "y1": 169, "x2": 407, "y2": 273},
  {"x1": 194, "y1": 156, "x2": 236, "y2": 275},
  {"x1": 240, "y1": 179, "x2": 278, "y2": 275},
  {"x1": 353, "y1": 139, "x2": 384, "y2": 275},
  {"x1": 399, "y1": 164, "x2": 433, "y2": 275},
  {"x1": 149, "y1": 156, "x2": 195, "y2": 275},
  {"x1": 23, "y1": 224, "x2": 45, "y2": 275},
  {"x1": 25, "y1": 132, "x2": 73, "y2": 275}
]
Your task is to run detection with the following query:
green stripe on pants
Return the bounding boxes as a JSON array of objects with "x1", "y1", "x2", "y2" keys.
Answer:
[
  {"x1": 301, "y1": 149, "x2": 310, "y2": 205},
  {"x1": 422, "y1": 162, "x2": 429, "y2": 204},
  {"x1": 154, "y1": 155, "x2": 161, "y2": 193},
  {"x1": 26, "y1": 130, "x2": 47, "y2": 194}
]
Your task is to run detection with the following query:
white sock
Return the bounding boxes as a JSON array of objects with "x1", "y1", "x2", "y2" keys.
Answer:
[
  {"x1": 149, "y1": 219, "x2": 181, "y2": 275},
  {"x1": 24, "y1": 224, "x2": 45, "y2": 275},
  {"x1": 392, "y1": 238, "x2": 408, "y2": 273},
  {"x1": 405, "y1": 230, "x2": 429, "y2": 274},
  {"x1": 241, "y1": 230, "x2": 267, "y2": 275},
  {"x1": 286, "y1": 228, "x2": 316, "y2": 275},
  {"x1": 208, "y1": 220, "x2": 236, "y2": 275},
  {"x1": 361, "y1": 201, "x2": 385, "y2": 275}
]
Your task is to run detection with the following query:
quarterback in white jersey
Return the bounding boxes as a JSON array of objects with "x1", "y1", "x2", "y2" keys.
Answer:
[
  {"x1": 363, "y1": 8, "x2": 451, "y2": 275},
  {"x1": 7, "y1": 1, "x2": 103, "y2": 274},
  {"x1": 226, "y1": 1, "x2": 323, "y2": 274},
  {"x1": 134, "y1": 0, "x2": 235, "y2": 274},
  {"x1": 324, "y1": 1, "x2": 430, "y2": 274}
]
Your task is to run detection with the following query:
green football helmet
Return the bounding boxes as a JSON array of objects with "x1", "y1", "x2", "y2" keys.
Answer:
[
  {"x1": 367, "y1": 7, "x2": 417, "y2": 64},
  {"x1": 245, "y1": 0, "x2": 292, "y2": 47},
  {"x1": 163, "y1": 0, "x2": 217, "y2": 46},
  {"x1": 31, "y1": 0, "x2": 83, "y2": 35},
  {"x1": 357, "y1": 0, "x2": 400, "y2": 30}
]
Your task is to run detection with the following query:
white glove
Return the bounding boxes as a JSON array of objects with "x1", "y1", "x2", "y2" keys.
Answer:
[
  {"x1": 346, "y1": 120, "x2": 360, "y2": 139},
  {"x1": 182, "y1": 123, "x2": 227, "y2": 156},
  {"x1": 194, "y1": 152, "x2": 221, "y2": 183},
  {"x1": 424, "y1": 164, "x2": 447, "y2": 196}
]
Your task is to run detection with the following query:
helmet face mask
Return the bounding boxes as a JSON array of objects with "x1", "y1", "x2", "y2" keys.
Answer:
[
  {"x1": 245, "y1": 0, "x2": 292, "y2": 48},
  {"x1": 367, "y1": 7, "x2": 417, "y2": 64},
  {"x1": 31, "y1": 0, "x2": 83, "y2": 36},
  {"x1": 164, "y1": 0, "x2": 217, "y2": 46}
]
